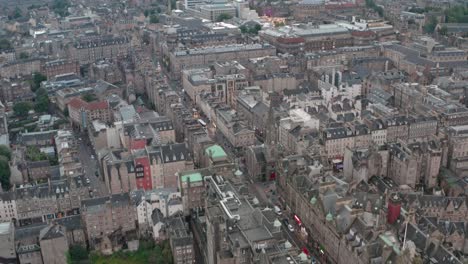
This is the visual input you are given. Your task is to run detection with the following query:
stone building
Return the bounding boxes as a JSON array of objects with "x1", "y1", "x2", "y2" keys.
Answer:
[
  {"x1": 80, "y1": 193, "x2": 136, "y2": 248},
  {"x1": 43, "y1": 59, "x2": 80, "y2": 79},
  {"x1": 0, "y1": 79, "x2": 34, "y2": 103},
  {"x1": 323, "y1": 127, "x2": 355, "y2": 159},
  {"x1": 168, "y1": 43, "x2": 275, "y2": 80},
  {"x1": 15, "y1": 176, "x2": 89, "y2": 227},
  {"x1": 39, "y1": 224, "x2": 69, "y2": 264},
  {"x1": 70, "y1": 36, "x2": 130, "y2": 65},
  {"x1": 407, "y1": 116, "x2": 438, "y2": 141},
  {"x1": 25, "y1": 160, "x2": 51, "y2": 181},
  {"x1": 179, "y1": 171, "x2": 205, "y2": 215},
  {"x1": 168, "y1": 215, "x2": 195, "y2": 264},
  {"x1": 245, "y1": 145, "x2": 267, "y2": 182},
  {"x1": 0, "y1": 58, "x2": 42, "y2": 78},
  {"x1": 182, "y1": 67, "x2": 248, "y2": 107},
  {"x1": 68, "y1": 98, "x2": 112, "y2": 131},
  {"x1": 260, "y1": 23, "x2": 352, "y2": 53},
  {"x1": 387, "y1": 141, "x2": 442, "y2": 188},
  {"x1": 0, "y1": 221, "x2": 15, "y2": 264},
  {"x1": 53, "y1": 215, "x2": 86, "y2": 245},
  {"x1": 100, "y1": 149, "x2": 138, "y2": 194},
  {"x1": 0, "y1": 192, "x2": 17, "y2": 223},
  {"x1": 215, "y1": 108, "x2": 255, "y2": 148}
]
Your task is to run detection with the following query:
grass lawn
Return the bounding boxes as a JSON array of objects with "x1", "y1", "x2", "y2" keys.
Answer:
[
  {"x1": 88, "y1": 240, "x2": 172, "y2": 264},
  {"x1": 91, "y1": 250, "x2": 151, "y2": 264}
]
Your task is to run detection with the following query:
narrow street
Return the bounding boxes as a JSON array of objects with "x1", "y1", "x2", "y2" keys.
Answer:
[{"x1": 77, "y1": 132, "x2": 108, "y2": 197}]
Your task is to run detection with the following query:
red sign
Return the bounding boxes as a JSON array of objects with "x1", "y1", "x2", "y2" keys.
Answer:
[
  {"x1": 294, "y1": 214, "x2": 302, "y2": 225},
  {"x1": 269, "y1": 172, "x2": 276, "y2": 180}
]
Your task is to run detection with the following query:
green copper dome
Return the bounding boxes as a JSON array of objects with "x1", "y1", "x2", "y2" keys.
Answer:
[
  {"x1": 326, "y1": 212, "x2": 333, "y2": 222},
  {"x1": 310, "y1": 196, "x2": 317, "y2": 205}
]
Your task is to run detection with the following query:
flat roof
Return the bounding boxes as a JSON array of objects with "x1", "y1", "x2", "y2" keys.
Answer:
[
  {"x1": 181, "y1": 172, "x2": 203, "y2": 183},
  {"x1": 0, "y1": 222, "x2": 11, "y2": 235}
]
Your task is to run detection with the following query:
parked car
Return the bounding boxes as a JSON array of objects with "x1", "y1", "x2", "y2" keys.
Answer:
[
  {"x1": 274, "y1": 206, "x2": 282, "y2": 215},
  {"x1": 288, "y1": 224, "x2": 294, "y2": 232}
]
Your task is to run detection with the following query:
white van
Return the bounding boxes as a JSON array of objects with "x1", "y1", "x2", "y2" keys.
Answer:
[{"x1": 274, "y1": 206, "x2": 282, "y2": 215}]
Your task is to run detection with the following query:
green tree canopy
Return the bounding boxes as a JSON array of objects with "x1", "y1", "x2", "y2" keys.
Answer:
[
  {"x1": 0, "y1": 156, "x2": 11, "y2": 191},
  {"x1": 67, "y1": 244, "x2": 88, "y2": 263},
  {"x1": 19, "y1": 52, "x2": 29, "y2": 59},
  {"x1": 444, "y1": 5, "x2": 468, "y2": 23},
  {"x1": 365, "y1": 0, "x2": 383, "y2": 17},
  {"x1": 239, "y1": 25, "x2": 247, "y2": 33},
  {"x1": 34, "y1": 88, "x2": 49, "y2": 113},
  {"x1": 216, "y1": 13, "x2": 232, "y2": 22},
  {"x1": 13, "y1": 6, "x2": 22, "y2": 19},
  {"x1": 81, "y1": 93, "x2": 97, "y2": 102},
  {"x1": 52, "y1": 0, "x2": 70, "y2": 17},
  {"x1": 240, "y1": 24, "x2": 262, "y2": 34},
  {"x1": 26, "y1": 146, "x2": 48, "y2": 161},
  {"x1": 424, "y1": 16, "x2": 438, "y2": 33},
  {"x1": 0, "y1": 145, "x2": 11, "y2": 161},
  {"x1": 31, "y1": 72, "x2": 47, "y2": 92},
  {"x1": 149, "y1": 14, "x2": 159, "y2": 23},
  {"x1": 438, "y1": 25, "x2": 448, "y2": 35},
  {"x1": 13, "y1": 101, "x2": 34, "y2": 116},
  {"x1": 0, "y1": 39, "x2": 12, "y2": 51}
]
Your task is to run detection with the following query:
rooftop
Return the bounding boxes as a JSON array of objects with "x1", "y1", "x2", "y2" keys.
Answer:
[
  {"x1": 174, "y1": 43, "x2": 273, "y2": 56},
  {"x1": 0, "y1": 222, "x2": 11, "y2": 235},
  {"x1": 205, "y1": 144, "x2": 227, "y2": 159},
  {"x1": 181, "y1": 172, "x2": 203, "y2": 183}
]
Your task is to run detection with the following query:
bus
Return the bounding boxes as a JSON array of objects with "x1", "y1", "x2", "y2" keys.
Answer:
[{"x1": 198, "y1": 119, "x2": 207, "y2": 127}]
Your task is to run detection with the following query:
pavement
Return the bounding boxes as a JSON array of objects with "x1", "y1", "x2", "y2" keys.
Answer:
[{"x1": 77, "y1": 132, "x2": 108, "y2": 197}]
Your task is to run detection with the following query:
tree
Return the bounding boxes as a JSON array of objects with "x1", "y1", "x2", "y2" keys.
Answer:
[
  {"x1": 239, "y1": 25, "x2": 247, "y2": 33},
  {"x1": 31, "y1": 72, "x2": 47, "y2": 92},
  {"x1": 412, "y1": 256, "x2": 423, "y2": 264},
  {"x1": 149, "y1": 14, "x2": 159, "y2": 23},
  {"x1": 35, "y1": 95, "x2": 49, "y2": 113},
  {"x1": 52, "y1": 0, "x2": 70, "y2": 17},
  {"x1": 0, "y1": 39, "x2": 12, "y2": 50},
  {"x1": 408, "y1": 7, "x2": 424, "y2": 14},
  {"x1": 13, "y1": 6, "x2": 22, "y2": 19},
  {"x1": 144, "y1": 9, "x2": 156, "y2": 17},
  {"x1": 444, "y1": 6, "x2": 468, "y2": 23},
  {"x1": 26, "y1": 146, "x2": 48, "y2": 161},
  {"x1": 0, "y1": 145, "x2": 11, "y2": 161},
  {"x1": 28, "y1": 4, "x2": 42, "y2": 10},
  {"x1": 423, "y1": 16, "x2": 438, "y2": 33},
  {"x1": 240, "y1": 24, "x2": 262, "y2": 34},
  {"x1": 67, "y1": 244, "x2": 88, "y2": 263},
  {"x1": 19, "y1": 52, "x2": 29, "y2": 59},
  {"x1": 13, "y1": 101, "x2": 33, "y2": 116},
  {"x1": 34, "y1": 88, "x2": 49, "y2": 113},
  {"x1": 254, "y1": 24, "x2": 262, "y2": 32},
  {"x1": 274, "y1": 21, "x2": 285, "y2": 27},
  {"x1": 365, "y1": 0, "x2": 383, "y2": 17},
  {"x1": 438, "y1": 25, "x2": 448, "y2": 35},
  {"x1": 216, "y1": 13, "x2": 232, "y2": 22},
  {"x1": 0, "y1": 156, "x2": 11, "y2": 191},
  {"x1": 81, "y1": 93, "x2": 97, "y2": 102}
]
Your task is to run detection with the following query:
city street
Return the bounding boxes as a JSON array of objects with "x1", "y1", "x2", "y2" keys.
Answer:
[
  {"x1": 248, "y1": 181, "x2": 318, "y2": 262},
  {"x1": 77, "y1": 132, "x2": 108, "y2": 197}
]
